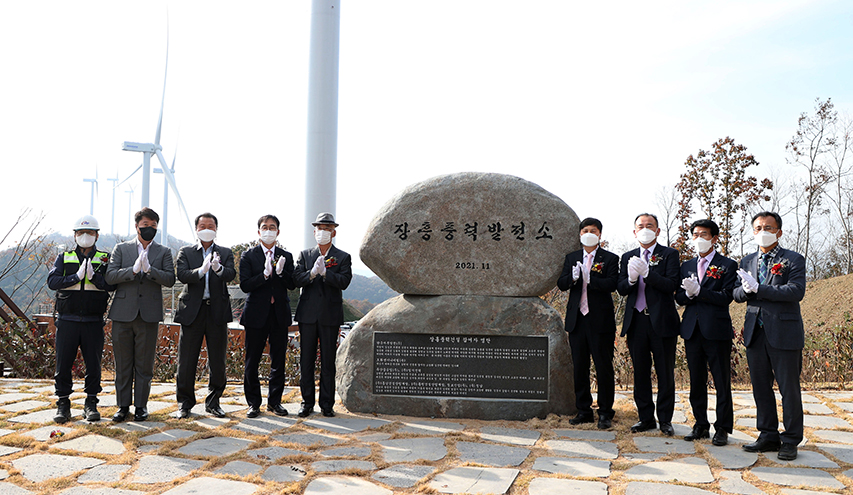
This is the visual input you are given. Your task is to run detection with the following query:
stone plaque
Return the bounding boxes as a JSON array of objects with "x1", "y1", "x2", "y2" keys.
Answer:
[{"x1": 373, "y1": 332, "x2": 548, "y2": 400}]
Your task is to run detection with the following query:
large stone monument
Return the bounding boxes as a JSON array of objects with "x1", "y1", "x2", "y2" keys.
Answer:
[{"x1": 337, "y1": 172, "x2": 579, "y2": 420}]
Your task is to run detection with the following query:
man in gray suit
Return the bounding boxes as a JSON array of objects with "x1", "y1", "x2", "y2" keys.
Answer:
[
  {"x1": 105, "y1": 207, "x2": 176, "y2": 422},
  {"x1": 734, "y1": 211, "x2": 806, "y2": 461},
  {"x1": 173, "y1": 212, "x2": 236, "y2": 419}
]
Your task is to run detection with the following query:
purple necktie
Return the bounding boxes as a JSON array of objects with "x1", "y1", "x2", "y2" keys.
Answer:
[
  {"x1": 698, "y1": 257, "x2": 708, "y2": 283},
  {"x1": 635, "y1": 249, "x2": 650, "y2": 311}
]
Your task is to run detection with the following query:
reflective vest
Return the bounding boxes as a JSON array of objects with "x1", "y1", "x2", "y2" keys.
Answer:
[{"x1": 56, "y1": 250, "x2": 111, "y2": 316}]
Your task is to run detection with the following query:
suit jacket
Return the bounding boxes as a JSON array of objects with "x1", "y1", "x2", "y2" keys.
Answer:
[
  {"x1": 294, "y1": 244, "x2": 353, "y2": 327},
  {"x1": 105, "y1": 239, "x2": 176, "y2": 323},
  {"x1": 238, "y1": 244, "x2": 296, "y2": 328},
  {"x1": 733, "y1": 247, "x2": 806, "y2": 350},
  {"x1": 556, "y1": 247, "x2": 619, "y2": 334},
  {"x1": 675, "y1": 252, "x2": 738, "y2": 341},
  {"x1": 617, "y1": 243, "x2": 681, "y2": 337},
  {"x1": 174, "y1": 243, "x2": 236, "y2": 326}
]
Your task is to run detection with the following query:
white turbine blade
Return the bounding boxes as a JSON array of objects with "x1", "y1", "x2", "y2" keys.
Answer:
[
  {"x1": 115, "y1": 163, "x2": 142, "y2": 189},
  {"x1": 154, "y1": 17, "x2": 169, "y2": 146},
  {"x1": 155, "y1": 149, "x2": 193, "y2": 237},
  {"x1": 95, "y1": 166, "x2": 99, "y2": 198}
]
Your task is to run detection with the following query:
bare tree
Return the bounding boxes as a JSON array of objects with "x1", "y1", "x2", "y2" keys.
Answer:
[
  {"x1": 824, "y1": 113, "x2": 853, "y2": 274},
  {"x1": 0, "y1": 209, "x2": 57, "y2": 313},
  {"x1": 655, "y1": 185, "x2": 679, "y2": 247}
]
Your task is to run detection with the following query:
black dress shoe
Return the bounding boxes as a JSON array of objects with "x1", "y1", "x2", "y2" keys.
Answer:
[
  {"x1": 297, "y1": 405, "x2": 313, "y2": 418},
  {"x1": 659, "y1": 422, "x2": 674, "y2": 436},
  {"x1": 712, "y1": 430, "x2": 728, "y2": 446},
  {"x1": 321, "y1": 408, "x2": 335, "y2": 417},
  {"x1": 206, "y1": 405, "x2": 226, "y2": 418},
  {"x1": 173, "y1": 408, "x2": 191, "y2": 419},
  {"x1": 83, "y1": 398, "x2": 100, "y2": 422},
  {"x1": 54, "y1": 398, "x2": 72, "y2": 424},
  {"x1": 630, "y1": 420, "x2": 656, "y2": 433},
  {"x1": 777, "y1": 443, "x2": 798, "y2": 460},
  {"x1": 684, "y1": 426, "x2": 710, "y2": 441},
  {"x1": 569, "y1": 414, "x2": 595, "y2": 425},
  {"x1": 267, "y1": 404, "x2": 289, "y2": 416},
  {"x1": 246, "y1": 406, "x2": 261, "y2": 418},
  {"x1": 742, "y1": 438, "x2": 781, "y2": 453},
  {"x1": 597, "y1": 418, "x2": 612, "y2": 430},
  {"x1": 134, "y1": 407, "x2": 149, "y2": 422},
  {"x1": 112, "y1": 407, "x2": 130, "y2": 423}
]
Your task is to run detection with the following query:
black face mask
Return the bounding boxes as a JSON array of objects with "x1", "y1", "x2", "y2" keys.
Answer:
[{"x1": 138, "y1": 226, "x2": 157, "y2": 242}]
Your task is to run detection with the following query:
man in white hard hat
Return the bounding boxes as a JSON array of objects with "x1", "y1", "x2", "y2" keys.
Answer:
[{"x1": 47, "y1": 215, "x2": 116, "y2": 423}]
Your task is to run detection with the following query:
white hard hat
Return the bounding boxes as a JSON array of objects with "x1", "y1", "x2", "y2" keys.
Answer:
[{"x1": 73, "y1": 215, "x2": 100, "y2": 231}]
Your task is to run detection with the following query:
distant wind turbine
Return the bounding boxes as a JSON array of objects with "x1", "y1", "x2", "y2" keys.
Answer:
[
  {"x1": 83, "y1": 169, "x2": 98, "y2": 215},
  {"x1": 107, "y1": 173, "x2": 119, "y2": 235},
  {"x1": 125, "y1": 185, "x2": 134, "y2": 236}
]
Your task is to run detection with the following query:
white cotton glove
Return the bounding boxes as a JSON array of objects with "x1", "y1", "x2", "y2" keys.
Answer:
[
  {"x1": 200, "y1": 253, "x2": 212, "y2": 275},
  {"x1": 316, "y1": 255, "x2": 327, "y2": 277},
  {"x1": 627, "y1": 257, "x2": 641, "y2": 283},
  {"x1": 76, "y1": 259, "x2": 87, "y2": 280},
  {"x1": 682, "y1": 275, "x2": 700, "y2": 298},
  {"x1": 572, "y1": 261, "x2": 581, "y2": 281},
  {"x1": 263, "y1": 254, "x2": 274, "y2": 279},
  {"x1": 85, "y1": 259, "x2": 95, "y2": 280},
  {"x1": 141, "y1": 250, "x2": 151, "y2": 273},
  {"x1": 210, "y1": 252, "x2": 221, "y2": 272},
  {"x1": 275, "y1": 254, "x2": 286, "y2": 275},
  {"x1": 581, "y1": 261, "x2": 591, "y2": 285},
  {"x1": 133, "y1": 252, "x2": 144, "y2": 274},
  {"x1": 636, "y1": 257, "x2": 650, "y2": 278},
  {"x1": 737, "y1": 269, "x2": 758, "y2": 293}
]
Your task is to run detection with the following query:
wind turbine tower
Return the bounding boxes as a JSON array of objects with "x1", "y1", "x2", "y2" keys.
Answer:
[
  {"x1": 107, "y1": 174, "x2": 119, "y2": 235},
  {"x1": 83, "y1": 175, "x2": 98, "y2": 215}
]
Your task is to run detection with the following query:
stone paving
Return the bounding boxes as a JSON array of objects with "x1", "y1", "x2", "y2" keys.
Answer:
[{"x1": 2, "y1": 379, "x2": 853, "y2": 493}]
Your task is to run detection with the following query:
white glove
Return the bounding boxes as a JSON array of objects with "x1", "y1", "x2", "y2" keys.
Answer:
[
  {"x1": 636, "y1": 257, "x2": 650, "y2": 278},
  {"x1": 76, "y1": 260, "x2": 87, "y2": 280},
  {"x1": 200, "y1": 253, "x2": 212, "y2": 275},
  {"x1": 133, "y1": 252, "x2": 144, "y2": 274},
  {"x1": 682, "y1": 275, "x2": 700, "y2": 298},
  {"x1": 581, "y1": 261, "x2": 591, "y2": 285},
  {"x1": 316, "y1": 255, "x2": 327, "y2": 277},
  {"x1": 263, "y1": 254, "x2": 274, "y2": 279},
  {"x1": 572, "y1": 261, "x2": 581, "y2": 281},
  {"x1": 738, "y1": 269, "x2": 758, "y2": 293},
  {"x1": 210, "y1": 252, "x2": 221, "y2": 272},
  {"x1": 627, "y1": 257, "x2": 641, "y2": 283},
  {"x1": 276, "y1": 254, "x2": 286, "y2": 275},
  {"x1": 85, "y1": 259, "x2": 94, "y2": 280},
  {"x1": 141, "y1": 250, "x2": 151, "y2": 273}
]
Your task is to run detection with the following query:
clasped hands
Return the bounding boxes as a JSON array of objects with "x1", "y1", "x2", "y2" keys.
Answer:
[
  {"x1": 681, "y1": 275, "x2": 700, "y2": 298},
  {"x1": 572, "y1": 261, "x2": 590, "y2": 284},
  {"x1": 627, "y1": 256, "x2": 649, "y2": 283},
  {"x1": 737, "y1": 269, "x2": 759, "y2": 293},
  {"x1": 310, "y1": 254, "x2": 326, "y2": 278},
  {"x1": 75, "y1": 259, "x2": 95, "y2": 280},
  {"x1": 200, "y1": 252, "x2": 222, "y2": 275},
  {"x1": 133, "y1": 250, "x2": 151, "y2": 274}
]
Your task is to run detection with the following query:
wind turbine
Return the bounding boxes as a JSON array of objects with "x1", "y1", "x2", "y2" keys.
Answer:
[
  {"x1": 153, "y1": 145, "x2": 178, "y2": 247},
  {"x1": 107, "y1": 173, "x2": 119, "y2": 235},
  {"x1": 83, "y1": 169, "x2": 98, "y2": 215},
  {"x1": 125, "y1": 185, "x2": 135, "y2": 236}
]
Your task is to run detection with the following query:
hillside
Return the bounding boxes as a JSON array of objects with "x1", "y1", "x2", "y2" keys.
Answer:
[{"x1": 342, "y1": 274, "x2": 398, "y2": 304}]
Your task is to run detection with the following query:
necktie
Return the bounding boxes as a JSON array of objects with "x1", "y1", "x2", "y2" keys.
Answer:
[
  {"x1": 697, "y1": 257, "x2": 707, "y2": 283},
  {"x1": 635, "y1": 249, "x2": 649, "y2": 311},
  {"x1": 268, "y1": 251, "x2": 275, "y2": 304},
  {"x1": 579, "y1": 253, "x2": 593, "y2": 315},
  {"x1": 758, "y1": 253, "x2": 770, "y2": 285}
]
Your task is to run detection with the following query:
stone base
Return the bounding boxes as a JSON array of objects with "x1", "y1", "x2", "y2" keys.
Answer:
[{"x1": 336, "y1": 295, "x2": 575, "y2": 421}]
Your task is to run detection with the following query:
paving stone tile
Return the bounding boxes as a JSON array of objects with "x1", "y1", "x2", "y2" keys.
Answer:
[
  {"x1": 623, "y1": 453, "x2": 667, "y2": 461},
  {"x1": 544, "y1": 439, "x2": 618, "y2": 459},
  {"x1": 320, "y1": 445, "x2": 371, "y2": 458},
  {"x1": 456, "y1": 441, "x2": 529, "y2": 467},
  {"x1": 188, "y1": 403, "x2": 245, "y2": 416},
  {"x1": 247, "y1": 446, "x2": 307, "y2": 461},
  {"x1": 193, "y1": 417, "x2": 231, "y2": 429},
  {"x1": 0, "y1": 395, "x2": 41, "y2": 405},
  {"x1": 802, "y1": 415, "x2": 853, "y2": 429},
  {"x1": 311, "y1": 460, "x2": 377, "y2": 472},
  {"x1": 718, "y1": 470, "x2": 766, "y2": 495},
  {"x1": 212, "y1": 460, "x2": 261, "y2": 477},
  {"x1": 0, "y1": 428, "x2": 13, "y2": 437},
  {"x1": 146, "y1": 385, "x2": 175, "y2": 396},
  {"x1": 845, "y1": 468, "x2": 853, "y2": 479},
  {"x1": 478, "y1": 426, "x2": 540, "y2": 446},
  {"x1": 780, "y1": 490, "x2": 840, "y2": 495},
  {"x1": 378, "y1": 437, "x2": 446, "y2": 463},
  {"x1": 833, "y1": 402, "x2": 853, "y2": 412},
  {"x1": 273, "y1": 432, "x2": 343, "y2": 447},
  {"x1": 232, "y1": 416, "x2": 296, "y2": 435},
  {"x1": 737, "y1": 418, "x2": 757, "y2": 428},
  {"x1": 768, "y1": 449, "x2": 838, "y2": 468},
  {"x1": 72, "y1": 396, "x2": 117, "y2": 407},
  {"x1": 140, "y1": 429, "x2": 197, "y2": 443},
  {"x1": 138, "y1": 401, "x2": 171, "y2": 413},
  {"x1": 136, "y1": 445, "x2": 159, "y2": 453},
  {"x1": 110, "y1": 421, "x2": 166, "y2": 433},
  {"x1": 801, "y1": 394, "x2": 821, "y2": 403},
  {"x1": 260, "y1": 464, "x2": 306, "y2": 482},
  {"x1": 159, "y1": 477, "x2": 258, "y2": 495},
  {"x1": 625, "y1": 481, "x2": 717, "y2": 494},
  {"x1": 729, "y1": 429, "x2": 757, "y2": 444},
  {"x1": 812, "y1": 430, "x2": 853, "y2": 443},
  {"x1": 633, "y1": 436, "x2": 697, "y2": 454},
  {"x1": 552, "y1": 429, "x2": 615, "y2": 441},
  {"x1": 11, "y1": 453, "x2": 105, "y2": 482},
  {"x1": 750, "y1": 467, "x2": 845, "y2": 490},
  {"x1": 429, "y1": 467, "x2": 518, "y2": 494},
  {"x1": 372, "y1": 464, "x2": 436, "y2": 488},
  {"x1": 59, "y1": 487, "x2": 145, "y2": 494},
  {"x1": 27, "y1": 385, "x2": 55, "y2": 394},
  {"x1": 0, "y1": 445, "x2": 23, "y2": 457},
  {"x1": 398, "y1": 420, "x2": 465, "y2": 435},
  {"x1": 305, "y1": 476, "x2": 391, "y2": 495},
  {"x1": 802, "y1": 403, "x2": 833, "y2": 414},
  {"x1": 130, "y1": 455, "x2": 205, "y2": 484},
  {"x1": 55, "y1": 435, "x2": 126, "y2": 455},
  {"x1": 77, "y1": 464, "x2": 131, "y2": 483},
  {"x1": 7, "y1": 408, "x2": 83, "y2": 424},
  {"x1": 532, "y1": 456, "x2": 610, "y2": 477},
  {"x1": 355, "y1": 432, "x2": 393, "y2": 442},
  {"x1": 815, "y1": 442, "x2": 853, "y2": 463},
  {"x1": 528, "y1": 478, "x2": 608, "y2": 495},
  {"x1": 0, "y1": 482, "x2": 32, "y2": 495},
  {"x1": 672, "y1": 410, "x2": 688, "y2": 423},
  {"x1": 706, "y1": 444, "x2": 758, "y2": 469},
  {"x1": 736, "y1": 408, "x2": 758, "y2": 417},
  {"x1": 177, "y1": 436, "x2": 252, "y2": 457},
  {"x1": 303, "y1": 416, "x2": 390, "y2": 434},
  {"x1": 625, "y1": 457, "x2": 714, "y2": 483},
  {"x1": 0, "y1": 468, "x2": 7, "y2": 480},
  {"x1": 823, "y1": 391, "x2": 853, "y2": 400}
]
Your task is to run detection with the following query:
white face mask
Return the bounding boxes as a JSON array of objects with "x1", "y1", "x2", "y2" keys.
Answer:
[
  {"x1": 315, "y1": 229, "x2": 332, "y2": 245},
  {"x1": 754, "y1": 231, "x2": 778, "y2": 248},
  {"x1": 76, "y1": 233, "x2": 96, "y2": 248},
  {"x1": 259, "y1": 230, "x2": 277, "y2": 245},
  {"x1": 197, "y1": 229, "x2": 216, "y2": 243},
  {"x1": 693, "y1": 237, "x2": 713, "y2": 254},
  {"x1": 635, "y1": 228, "x2": 657, "y2": 245},
  {"x1": 580, "y1": 232, "x2": 600, "y2": 247}
]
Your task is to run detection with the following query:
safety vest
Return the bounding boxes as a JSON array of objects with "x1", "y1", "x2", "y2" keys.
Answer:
[
  {"x1": 56, "y1": 249, "x2": 111, "y2": 316},
  {"x1": 61, "y1": 250, "x2": 110, "y2": 291}
]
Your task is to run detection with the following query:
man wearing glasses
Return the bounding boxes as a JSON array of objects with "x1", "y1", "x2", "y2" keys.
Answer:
[{"x1": 734, "y1": 211, "x2": 806, "y2": 461}]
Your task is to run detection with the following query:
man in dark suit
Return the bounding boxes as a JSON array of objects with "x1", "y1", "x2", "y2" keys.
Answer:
[
  {"x1": 239, "y1": 214, "x2": 296, "y2": 418},
  {"x1": 675, "y1": 219, "x2": 738, "y2": 446},
  {"x1": 557, "y1": 217, "x2": 619, "y2": 429},
  {"x1": 294, "y1": 212, "x2": 353, "y2": 418},
  {"x1": 173, "y1": 213, "x2": 236, "y2": 419},
  {"x1": 734, "y1": 211, "x2": 806, "y2": 461},
  {"x1": 105, "y1": 207, "x2": 176, "y2": 422},
  {"x1": 617, "y1": 213, "x2": 680, "y2": 436}
]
